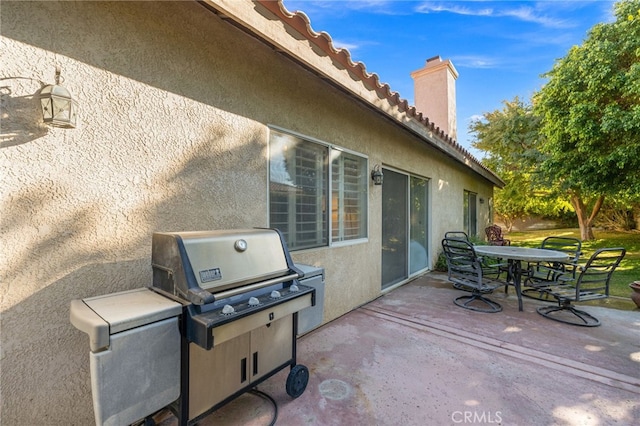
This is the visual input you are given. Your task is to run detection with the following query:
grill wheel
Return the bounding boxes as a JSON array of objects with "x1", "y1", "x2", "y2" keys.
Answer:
[{"x1": 286, "y1": 364, "x2": 309, "y2": 398}]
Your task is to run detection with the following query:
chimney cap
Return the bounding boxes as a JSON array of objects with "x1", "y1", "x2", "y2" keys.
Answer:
[{"x1": 411, "y1": 57, "x2": 459, "y2": 80}]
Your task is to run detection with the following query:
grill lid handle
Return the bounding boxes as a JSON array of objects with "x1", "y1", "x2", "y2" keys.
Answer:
[{"x1": 188, "y1": 287, "x2": 216, "y2": 305}]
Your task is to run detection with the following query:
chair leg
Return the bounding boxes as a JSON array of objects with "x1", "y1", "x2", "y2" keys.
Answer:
[
  {"x1": 502, "y1": 263, "x2": 512, "y2": 294},
  {"x1": 454, "y1": 292, "x2": 502, "y2": 313},
  {"x1": 536, "y1": 300, "x2": 601, "y2": 327}
]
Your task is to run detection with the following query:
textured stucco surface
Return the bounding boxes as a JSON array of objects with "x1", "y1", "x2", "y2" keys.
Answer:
[
  {"x1": 1, "y1": 1, "x2": 494, "y2": 424},
  {"x1": 412, "y1": 57, "x2": 459, "y2": 140}
]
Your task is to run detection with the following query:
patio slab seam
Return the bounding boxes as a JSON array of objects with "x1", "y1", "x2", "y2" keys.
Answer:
[{"x1": 360, "y1": 305, "x2": 640, "y2": 395}]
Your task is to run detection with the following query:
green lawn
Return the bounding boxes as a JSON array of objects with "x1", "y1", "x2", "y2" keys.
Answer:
[{"x1": 504, "y1": 228, "x2": 640, "y2": 298}]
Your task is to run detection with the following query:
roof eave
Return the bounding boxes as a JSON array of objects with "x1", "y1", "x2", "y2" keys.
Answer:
[{"x1": 197, "y1": 0, "x2": 505, "y2": 188}]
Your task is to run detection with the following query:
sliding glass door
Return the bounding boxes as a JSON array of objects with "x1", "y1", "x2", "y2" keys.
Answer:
[
  {"x1": 381, "y1": 170, "x2": 408, "y2": 288},
  {"x1": 409, "y1": 176, "x2": 429, "y2": 275},
  {"x1": 463, "y1": 190, "x2": 477, "y2": 238},
  {"x1": 381, "y1": 169, "x2": 429, "y2": 290}
]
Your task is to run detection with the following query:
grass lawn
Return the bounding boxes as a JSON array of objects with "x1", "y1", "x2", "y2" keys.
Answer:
[{"x1": 505, "y1": 228, "x2": 640, "y2": 299}]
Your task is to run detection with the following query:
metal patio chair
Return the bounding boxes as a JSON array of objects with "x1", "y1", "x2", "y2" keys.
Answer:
[
  {"x1": 536, "y1": 247, "x2": 626, "y2": 327},
  {"x1": 441, "y1": 238, "x2": 506, "y2": 313},
  {"x1": 523, "y1": 236, "x2": 582, "y2": 300},
  {"x1": 445, "y1": 227, "x2": 512, "y2": 284},
  {"x1": 443, "y1": 231, "x2": 508, "y2": 282}
]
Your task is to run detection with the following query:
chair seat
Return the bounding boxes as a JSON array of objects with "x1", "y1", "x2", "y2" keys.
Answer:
[
  {"x1": 522, "y1": 265, "x2": 571, "y2": 300},
  {"x1": 450, "y1": 274, "x2": 503, "y2": 291},
  {"x1": 541, "y1": 284, "x2": 608, "y2": 302}
]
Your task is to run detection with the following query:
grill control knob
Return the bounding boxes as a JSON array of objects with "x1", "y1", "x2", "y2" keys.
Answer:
[
  {"x1": 289, "y1": 284, "x2": 299, "y2": 292},
  {"x1": 222, "y1": 304, "x2": 235, "y2": 315},
  {"x1": 270, "y1": 290, "x2": 282, "y2": 299},
  {"x1": 234, "y1": 239, "x2": 247, "y2": 252},
  {"x1": 248, "y1": 297, "x2": 260, "y2": 306}
]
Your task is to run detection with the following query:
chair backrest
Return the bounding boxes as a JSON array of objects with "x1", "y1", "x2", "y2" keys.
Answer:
[
  {"x1": 441, "y1": 237, "x2": 481, "y2": 278},
  {"x1": 485, "y1": 225, "x2": 506, "y2": 245},
  {"x1": 575, "y1": 248, "x2": 626, "y2": 298},
  {"x1": 444, "y1": 231, "x2": 469, "y2": 242},
  {"x1": 540, "y1": 236, "x2": 582, "y2": 264}
]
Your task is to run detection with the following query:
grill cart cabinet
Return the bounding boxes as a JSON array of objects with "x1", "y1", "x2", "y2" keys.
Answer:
[
  {"x1": 188, "y1": 315, "x2": 293, "y2": 419},
  {"x1": 70, "y1": 288, "x2": 182, "y2": 426}
]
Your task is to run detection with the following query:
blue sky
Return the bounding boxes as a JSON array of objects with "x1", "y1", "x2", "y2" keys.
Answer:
[{"x1": 281, "y1": 0, "x2": 617, "y2": 158}]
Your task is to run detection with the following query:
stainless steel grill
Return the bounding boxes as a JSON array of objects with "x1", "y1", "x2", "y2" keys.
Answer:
[
  {"x1": 151, "y1": 228, "x2": 315, "y2": 424},
  {"x1": 71, "y1": 228, "x2": 316, "y2": 426}
]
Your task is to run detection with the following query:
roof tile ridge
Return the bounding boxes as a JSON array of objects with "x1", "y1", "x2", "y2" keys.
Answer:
[
  {"x1": 272, "y1": 1, "x2": 345, "y2": 58},
  {"x1": 266, "y1": 1, "x2": 494, "y2": 177},
  {"x1": 272, "y1": 1, "x2": 406, "y2": 105}
]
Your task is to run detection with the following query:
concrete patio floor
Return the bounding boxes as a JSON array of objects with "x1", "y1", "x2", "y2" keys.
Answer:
[{"x1": 158, "y1": 272, "x2": 640, "y2": 425}]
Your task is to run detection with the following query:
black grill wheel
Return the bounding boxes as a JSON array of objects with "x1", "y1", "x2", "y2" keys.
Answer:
[{"x1": 286, "y1": 364, "x2": 309, "y2": 398}]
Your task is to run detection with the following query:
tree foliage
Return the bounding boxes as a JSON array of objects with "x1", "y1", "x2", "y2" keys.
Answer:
[
  {"x1": 470, "y1": 98, "x2": 571, "y2": 231},
  {"x1": 470, "y1": 1, "x2": 640, "y2": 239},
  {"x1": 532, "y1": 0, "x2": 640, "y2": 239},
  {"x1": 471, "y1": 97, "x2": 543, "y2": 173}
]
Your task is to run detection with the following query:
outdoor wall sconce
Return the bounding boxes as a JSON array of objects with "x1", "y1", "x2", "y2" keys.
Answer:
[
  {"x1": 40, "y1": 66, "x2": 77, "y2": 128},
  {"x1": 479, "y1": 198, "x2": 485, "y2": 204},
  {"x1": 371, "y1": 164, "x2": 384, "y2": 185}
]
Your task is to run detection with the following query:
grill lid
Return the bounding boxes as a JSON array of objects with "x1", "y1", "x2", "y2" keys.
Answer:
[{"x1": 151, "y1": 228, "x2": 301, "y2": 305}]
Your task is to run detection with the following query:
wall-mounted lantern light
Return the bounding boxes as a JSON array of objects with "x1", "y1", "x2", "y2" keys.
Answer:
[
  {"x1": 371, "y1": 164, "x2": 383, "y2": 185},
  {"x1": 479, "y1": 197, "x2": 485, "y2": 204},
  {"x1": 40, "y1": 66, "x2": 77, "y2": 128}
]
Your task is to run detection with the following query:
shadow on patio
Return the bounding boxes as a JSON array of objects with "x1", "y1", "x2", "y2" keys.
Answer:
[{"x1": 159, "y1": 272, "x2": 640, "y2": 425}]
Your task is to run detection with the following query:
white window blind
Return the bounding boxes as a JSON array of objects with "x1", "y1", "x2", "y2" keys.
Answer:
[
  {"x1": 332, "y1": 151, "x2": 367, "y2": 242},
  {"x1": 269, "y1": 129, "x2": 367, "y2": 250}
]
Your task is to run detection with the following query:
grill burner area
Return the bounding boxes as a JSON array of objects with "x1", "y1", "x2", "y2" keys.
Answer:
[{"x1": 203, "y1": 283, "x2": 305, "y2": 325}]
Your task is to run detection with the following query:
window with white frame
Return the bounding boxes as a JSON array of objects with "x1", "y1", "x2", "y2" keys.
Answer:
[{"x1": 269, "y1": 129, "x2": 368, "y2": 250}]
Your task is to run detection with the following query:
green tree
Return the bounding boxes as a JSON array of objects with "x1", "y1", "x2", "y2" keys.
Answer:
[
  {"x1": 470, "y1": 97, "x2": 570, "y2": 230},
  {"x1": 533, "y1": 0, "x2": 640, "y2": 240}
]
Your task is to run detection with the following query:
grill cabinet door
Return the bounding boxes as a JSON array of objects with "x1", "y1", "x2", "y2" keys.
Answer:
[
  {"x1": 187, "y1": 315, "x2": 294, "y2": 420},
  {"x1": 250, "y1": 315, "x2": 293, "y2": 381},
  {"x1": 189, "y1": 334, "x2": 250, "y2": 419}
]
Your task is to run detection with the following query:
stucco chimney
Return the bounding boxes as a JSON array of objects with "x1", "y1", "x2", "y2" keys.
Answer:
[{"x1": 410, "y1": 56, "x2": 459, "y2": 140}]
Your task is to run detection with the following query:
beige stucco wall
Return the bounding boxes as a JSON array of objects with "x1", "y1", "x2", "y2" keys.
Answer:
[{"x1": 1, "y1": 1, "x2": 494, "y2": 424}]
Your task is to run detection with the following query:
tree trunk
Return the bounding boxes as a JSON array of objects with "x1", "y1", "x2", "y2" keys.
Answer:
[
  {"x1": 570, "y1": 191, "x2": 604, "y2": 241},
  {"x1": 500, "y1": 216, "x2": 514, "y2": 232}
]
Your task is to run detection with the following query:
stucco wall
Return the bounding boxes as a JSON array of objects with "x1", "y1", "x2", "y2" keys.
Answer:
[{"x1": 1, "y1": 1, "x2": 494, "y2": 424}]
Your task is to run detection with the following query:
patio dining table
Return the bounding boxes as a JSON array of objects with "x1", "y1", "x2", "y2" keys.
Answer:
[{"x1": 473, "y1": 245, "x2": 570, "y2": 312}]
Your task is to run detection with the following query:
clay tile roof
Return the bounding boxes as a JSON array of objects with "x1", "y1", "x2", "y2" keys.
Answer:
[
  {"x1": 201, "y1": 0, "x2": 503, "y2": 187},
  {"x1": 273, "y1": 3, "x2": 412, "y2": 111}
]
